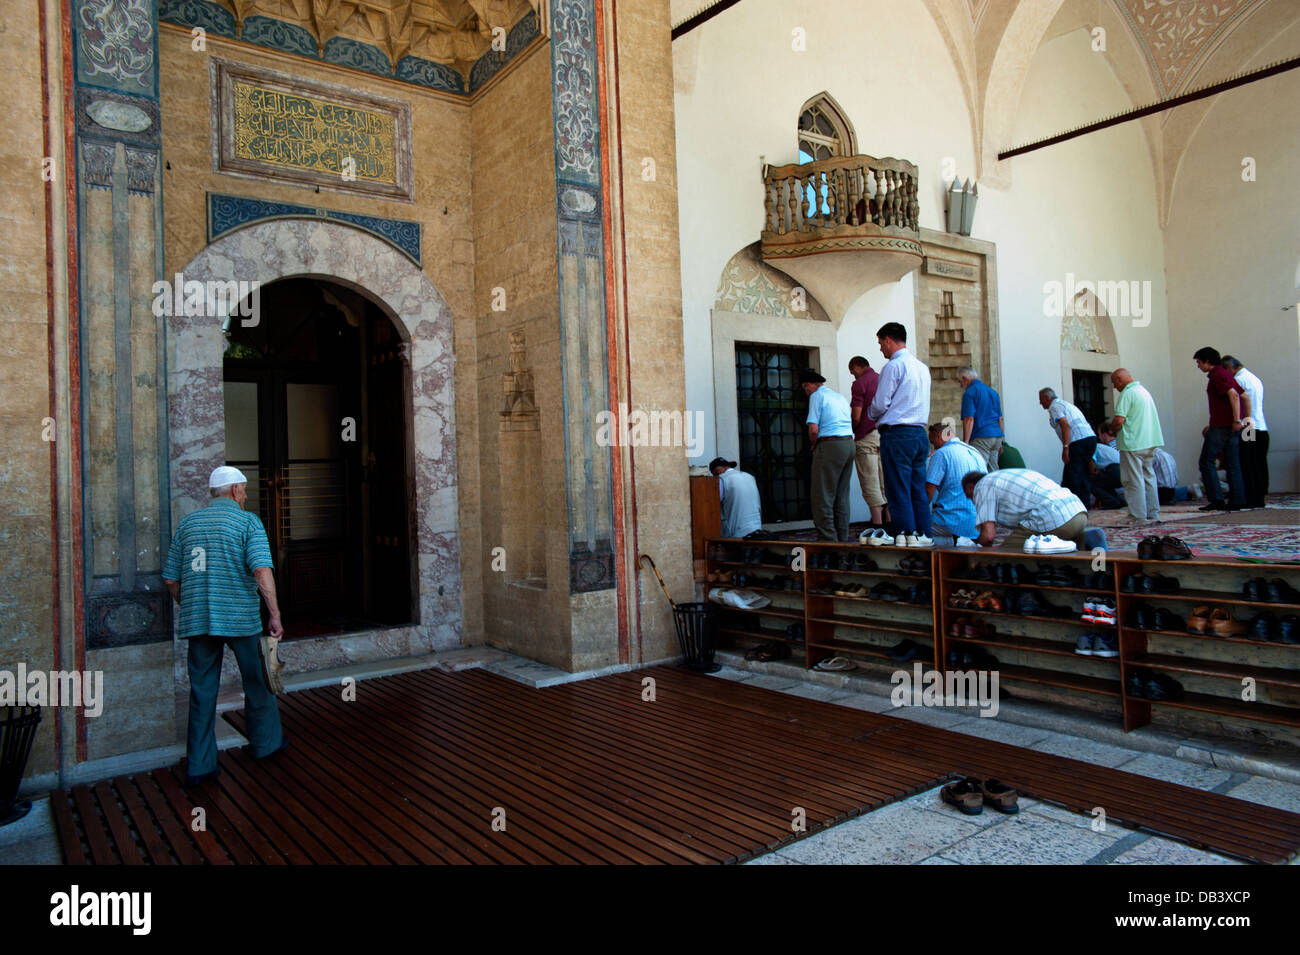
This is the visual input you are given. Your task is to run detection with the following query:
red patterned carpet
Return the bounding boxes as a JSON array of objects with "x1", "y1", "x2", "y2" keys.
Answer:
[{"x1": 1089, "y1": 494, "x2": 1299, "y2": 560}]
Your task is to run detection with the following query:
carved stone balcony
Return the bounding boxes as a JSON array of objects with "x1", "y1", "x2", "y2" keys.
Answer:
[{"x1": 761, "y1": 155, "x2": 923, "y2": 320}]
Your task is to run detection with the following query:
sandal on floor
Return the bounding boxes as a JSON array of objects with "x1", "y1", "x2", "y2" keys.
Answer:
[
  {"x1": 981, "y1": 778, "x2": 1020, "y2": 814},
  {"x1": 940, "y1": 777, "x2": 985, "y2": 816},
  {"x1": 814, "y1": 656, "x2": 857, "y2": 672}
]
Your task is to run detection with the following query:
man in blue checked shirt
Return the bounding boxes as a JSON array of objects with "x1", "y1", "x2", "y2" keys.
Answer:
[
  {"x1": 925, "y1": 423, "x2": 986, "y2": 544},
  {"x1": 164, "y1": 466, "x2": 287, "y2": 787}
]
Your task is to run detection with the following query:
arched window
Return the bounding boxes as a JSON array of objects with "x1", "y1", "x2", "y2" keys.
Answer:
[
  {"x1": 797, "y1": 94, "x2": 856, "y2": 215},
  {"x1": 797, "y1": 94, "x2": 856, "y2": 164}
]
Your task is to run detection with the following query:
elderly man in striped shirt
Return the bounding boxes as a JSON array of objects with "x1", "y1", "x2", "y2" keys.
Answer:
[
  {"x1": 962, "y1": 468, "x2": 1089, "y2": 553},
  {"x1": 1039, "y1": 387, "x2": 1097, "y2": 507},
  {"x1": 164, "y1": 466, "x2": 287, "y2": 786}
]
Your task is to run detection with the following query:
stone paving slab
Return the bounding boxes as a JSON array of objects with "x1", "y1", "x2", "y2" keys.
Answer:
[
  {"x1": 935, "y1": 810, "x2": 1118, "y2": 865},
  {"x1": 1119, "y1": 753, "x2": 1236, "y2": 791},
  {"x1": 1029, "y1": 732, "x2": 1144, "y2": 768},
  {"x1": 773, "y1": 800, "x2": 986, "y2": 865}
]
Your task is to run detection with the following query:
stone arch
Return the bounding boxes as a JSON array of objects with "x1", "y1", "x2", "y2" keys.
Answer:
[{"x1": 166, "y1": 218, "x2": 462, "y2": 650}]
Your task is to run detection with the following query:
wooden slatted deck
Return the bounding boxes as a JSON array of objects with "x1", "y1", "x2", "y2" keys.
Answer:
[{"x1": 50, "y1": 666, "x2": 1300, "y2": 864}]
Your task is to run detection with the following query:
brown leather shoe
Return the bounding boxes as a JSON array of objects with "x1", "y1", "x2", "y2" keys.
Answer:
[
  {"x1": 1187, "y1": 605, "x2": 1211, "y2": 633},
  {"x1": 1157, "y1": 535, "x2": 1193, "y2": 560},
  {"x1": 941, "y1": 777, "x2": 984, "y2": 816},
  {"x1": 1210, "y1": 608, "x2": 1247, "y2": 637},
  {"x1": 1137, "y1": 535, "x2": 1161, "y2": 559},
  {"x1": 981, "y1": 778, "x2": 1020, "y2": 814}
]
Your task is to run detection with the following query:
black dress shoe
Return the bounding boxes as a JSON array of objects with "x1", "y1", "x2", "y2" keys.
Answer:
[
  {"x1": 1267, "y1": 578, "x2": 1300, "y2": 603},
  {"x1": 1147, "y1": 671, "x2": 1184, "y2": 701},
  {"x1": 1152, "y1": 574, "x2": 1181, "y2": 594},
  {"x1": 1280, "y1": 615, "x2": 1299, "y2": 645},
  {"x1": 1122, "y1": 573, "x2": 1142, "y2": 593},
  {"x1": 871, "y1": 582, "x2": 904, "y2": 601},
  {"x1": 887, "y1": 639, "x2": 924, "y2": 662},
  {"x1": 1243, "y1": 578, "x2": 1265, "y2": 601},
  {"x1": 1249, "y1": 613, "x2": 1277, "y2": 642},
  {"x1": 1132, "y1": 604, "x2": 1154, "y2": 630},
  {"x1": 1140, "y1": 574, "x2": 1157, "y2": 594},
  {"x1": 1198, "y1": 501, "x2": 1228, "y2": 511},
  {"x1": 1153, "y1": 608, "x2": 1185, "y2": 632},
  {"x1": 1157, "y1": 536, "x2": 1193, "y2": 560}
]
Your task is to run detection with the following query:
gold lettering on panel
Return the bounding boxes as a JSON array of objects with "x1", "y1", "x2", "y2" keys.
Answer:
[{"x1": 231, "y1": 81, "x2": 398, "y2": 185}]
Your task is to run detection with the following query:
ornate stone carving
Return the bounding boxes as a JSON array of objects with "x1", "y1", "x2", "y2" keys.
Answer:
[
  {"x1": 501, "y1": 329, "x2": 538, "y2": 422},
  {"x1": 714, "y1": 243, "x2": 829, "y2": 322},
  {"x1": 77, "y1": 0, "x2": 155, "y2": 94},
  {"x1": 124, "y1": 147, "x2": 158, "y2": 194},
  {"x1": 81, "y1": 140, "x2": 117, "y2": 189}
]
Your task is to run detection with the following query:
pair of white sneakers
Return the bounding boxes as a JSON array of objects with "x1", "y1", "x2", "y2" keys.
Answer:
[
  {"x1": 858, "y1": 528, "x2": 933, "y2": 548},
  {"x1": 1024, "y1": 534, "x2": 1076, "y2": 554}
]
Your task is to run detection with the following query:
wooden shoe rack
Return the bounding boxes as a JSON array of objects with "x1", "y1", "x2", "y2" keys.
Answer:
[{"x1": 704, "y1": 538, "x2": 1300, "y2": 734}]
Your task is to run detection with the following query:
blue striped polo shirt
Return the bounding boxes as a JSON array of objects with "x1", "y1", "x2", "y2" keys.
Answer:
[{"x1": 163, "y1": 498, "x2": 274, "y2": 638}]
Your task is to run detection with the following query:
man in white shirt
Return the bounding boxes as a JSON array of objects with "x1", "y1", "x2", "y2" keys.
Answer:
[
  {"x1": 1222, "y1": 356, "x2": 1268, "y2": 509},
  {"x1": 868, "y1": 322, "x2": 933, "y2": 542},
  {"x1": 1038, "y1": 388, "x2": 1097, "y2": 508},
  {"x1": 801, "y1": 368, "x2": 856, "y2": 541},
  {"x1": 709, "y1": 457, "x2": 764, "y2": 539}
]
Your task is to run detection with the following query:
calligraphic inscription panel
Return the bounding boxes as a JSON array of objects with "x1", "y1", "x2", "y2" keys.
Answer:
[{"x1": 214, "y1": 60, "x2": 414, "y2": 201}]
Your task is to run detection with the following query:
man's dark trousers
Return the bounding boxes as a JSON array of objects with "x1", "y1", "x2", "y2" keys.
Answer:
[
  {"x1": 1240, "y1": 429, "x2": 1270, "y2": 507},
  {"x1": 1061, "y1": 436, "x2": 1097, "y2": 508},
  {"x1": 1199, "y1": 426, "x2": 1245, "y2": 507},
  {"x1": 879, "y1": 425, "x2": 931, "y2": 536},
  {"x1": 1092, "y1": 462, "x2": 1125, "y2": 508},
  {"x1": 187, "y1": 634, "x2": 283, "y2": 777}
]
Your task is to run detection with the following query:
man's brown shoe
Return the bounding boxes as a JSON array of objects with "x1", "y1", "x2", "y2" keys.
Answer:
[
  {"x1": 1187, "y1": 606, "x2": 1211, "y2": 633},
  {"x1": 1157, "y1": 536, "x2": 1193, "y2": 560},
  {"x1": 1210, "y1": 608, "x2": 1247, "y2": 637}
]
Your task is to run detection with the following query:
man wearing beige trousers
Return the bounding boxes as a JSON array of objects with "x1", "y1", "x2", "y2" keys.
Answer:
[{"x1": 1108, "y1": 368, "x2": 1164, "y2": 523}]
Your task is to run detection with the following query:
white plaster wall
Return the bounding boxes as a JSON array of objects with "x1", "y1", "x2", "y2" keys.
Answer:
[
  {"x1": 1163, "y1": 23, "x2": 1300, "y2": 493},
  {"x1": 978, "y1": 27, "x2": 1171, "y2": 480},
  {"x1": 673, "y1": 0, "x2": 976, "y2": 499}
]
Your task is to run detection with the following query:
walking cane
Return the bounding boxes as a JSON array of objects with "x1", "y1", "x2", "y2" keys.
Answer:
[{"x1": 638, "y1": 553, "x2": 677, "y2": 612}]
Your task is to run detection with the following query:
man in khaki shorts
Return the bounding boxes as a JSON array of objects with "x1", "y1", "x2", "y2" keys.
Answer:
[{"x1": 849, "y1": 356, "x2": 888, "y2": 536}]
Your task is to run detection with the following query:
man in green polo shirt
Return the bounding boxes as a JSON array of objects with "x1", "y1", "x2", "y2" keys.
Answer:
[
  {"x1": 164, "y1": 466, "x2": 286, "y2": 786},
  {"x1": 1108, "y1": 368, "x2": 1165, "y2": 523}
]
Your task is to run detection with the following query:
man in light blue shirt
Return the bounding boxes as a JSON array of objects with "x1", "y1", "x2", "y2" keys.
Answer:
[
  {"x1": 925, "y1": 423, "x2": 986, "y2": 544},
  {"x1": 709, "y1": 457, "x2": 763, "y2": 538},
  {"x1": 868, "y1": 322, "x2": 932, "y2": 541},
  {"x1": 1039, "y1": 387, "x2": 1097, "y2": 508},
  {"x1": 1090, "y1": 423, "x2": 1125, "y2": 509},
  {"x1": 801, "y1": 368, "x2": 855, "y2": 541}
]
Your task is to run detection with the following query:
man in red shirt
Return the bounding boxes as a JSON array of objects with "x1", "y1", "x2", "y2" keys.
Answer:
[
  {"x1": 849, "y1": 356, "x2": 889, "y2": 533},
  {"x1": 1193, "y1": 346, "x2": 1247, "y2": 511}
]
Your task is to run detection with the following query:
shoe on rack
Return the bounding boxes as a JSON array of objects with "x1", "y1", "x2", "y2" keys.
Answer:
[
  {"x1": 1075, "y1": 633, "x2": 1096, "y2": 656},
  {"x1": 1035, "y1": 535, "x2": 1077, "y2": 554},
  {"x1": 785, "y1": 623, "x2": 805, "y2": 643},
  {"x1": 1081, "y1": 597, "x2": 1097, "y2": 624},
  {"x1": 887, "y1": 639, "x2": 926, "y2": 662},
  {"x1": 909, "y1": 583, "x2": 931, "y2": 605},
  {"x1": 1086, "y1": 571, "x2": 1111, "y2": 589},
  {"x1": 866, "y1": 528, "x2": 893, "y2": 546},
  {"x1": 871, "y1": 582, "x2": 905, "y2": 602},
  {"x1": 1137, "y1": 535, "x2": 1162, "y2": 559},
  {"x1": 1092, "y1": 632, "x2": 1118, "y2": 658},
  {"x1": 948, "y1": 616, "x2": 971, "y2": 638},
  {"x1": 1151, "y1": 574, "x2": 1181, "y2": 594},
  {"x1": 1280, "y1": 615, "x2": 1299, "y2": 645},
  {"x1": 854, "y1": 553, "x2": 877, "y2": 571},
  {"x1": 1210, "y1": 608, "x2": 1247, "y2": 637},
  {"x1": 1121, "y1": 573, "x2": 1143, "y2": 593},
  {"x1": 1243, "y1": 577, "x2": 1265, "y2": 601},
  {"x1": 1267, "y1": 578, "x2": 1300, "y2": 604},
  {"x1": 1093, "y1": 597, "x2": 1116, "y2": 626},
  {"x1": 1186, "y1": 605, "x2": 1212, "y2": 633},
  {"x1": 1156, "y1": 536, "x2": 1192, "y2": 560},
  {"x1": 955, "y1": 537, "x2": 977, "y2": 548},
  {"x1": 1131, "y1": 604, "x2": 1154, "y2": 630},
  {"x1": 894, "y1": 534, "x2": 908, "y2": 547},
  {"x1": 1248, "y1": 612, "x2": 1277, "y2": 642},
  {"x1": 907, "y1": 533, "x2": 934, "y2": 547},
  {"x1": 1153, "y1": 608, "x2": 1185, "y2": 632},
  {"x1": 1023, "y1": 534, "x2": 1043, "y2": 553}
]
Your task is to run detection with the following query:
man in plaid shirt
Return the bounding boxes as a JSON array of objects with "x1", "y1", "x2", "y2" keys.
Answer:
[{"x1": 961, "y1": 468, "x2": 1088, "y2": 550}]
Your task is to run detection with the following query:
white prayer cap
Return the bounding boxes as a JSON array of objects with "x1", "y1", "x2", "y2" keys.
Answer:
[{"x1": 209, "y1": 465, "x2": 249, "y2": 488}]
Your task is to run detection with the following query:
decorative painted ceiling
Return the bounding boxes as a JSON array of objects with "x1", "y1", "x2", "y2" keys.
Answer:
[
  {"x1": 1116, "y1": 0, "x2": 1267, "y2": 97},
  {"x1": 160, "y1": 0, "x2": 543, "y2": 93}
]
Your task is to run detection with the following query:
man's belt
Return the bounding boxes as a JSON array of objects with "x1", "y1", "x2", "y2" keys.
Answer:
[
  {"x1": 877, "y1": 423, "x2": 925, "y2": 431},
  {"x1": 817, "y1": 435, "x2": 853, "y2": 441}
]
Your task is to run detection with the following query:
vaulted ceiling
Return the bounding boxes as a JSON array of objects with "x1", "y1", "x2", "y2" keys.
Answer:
[{"x1": 214, "y1": 0, "x2": 541, "y2": 75}]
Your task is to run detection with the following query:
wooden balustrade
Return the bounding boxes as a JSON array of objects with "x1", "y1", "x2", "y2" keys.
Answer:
[{"x1": 763, "y1": 155, "x2": 920, "y2": 236}]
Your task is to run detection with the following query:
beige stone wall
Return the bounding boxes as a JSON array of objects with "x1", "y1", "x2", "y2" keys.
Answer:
[
  {"x1": 469, "y1": 45, "x2": 573, "y2": 665},
  {"x1": 0, "y1": 0, "x2": 57, "y2": 775},
  {"x1": 611, "y1": 0, "x2": 692, "y2": 663}
]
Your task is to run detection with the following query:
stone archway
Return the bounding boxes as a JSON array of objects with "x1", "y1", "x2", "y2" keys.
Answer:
[{"x1": 166, "y1": 219, "x2": 462, "y2": 661}]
